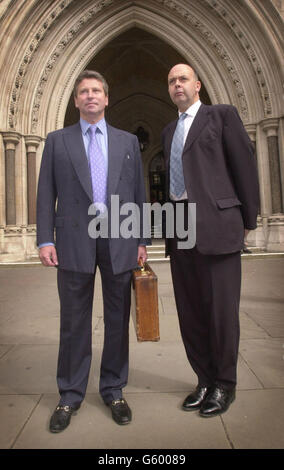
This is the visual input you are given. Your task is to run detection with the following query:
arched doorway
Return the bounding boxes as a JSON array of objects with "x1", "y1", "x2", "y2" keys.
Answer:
[
  {"x1": 1, "y1": 1, "x2": 283, "y2": 261},
  {"x1": 149, "y1": 152, "x2": 166, "y2": 205},
  {"x1": 64, "y1": 27, "x2": 211, "y2": 203}
]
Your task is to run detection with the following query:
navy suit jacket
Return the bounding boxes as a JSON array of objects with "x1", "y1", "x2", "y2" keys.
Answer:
[
  {"x1": 37, "y1": 122, "x2": 148, "y2": 274},
  {"x1": 162, "y1": 104, "x2": 259, "y2": 255}
]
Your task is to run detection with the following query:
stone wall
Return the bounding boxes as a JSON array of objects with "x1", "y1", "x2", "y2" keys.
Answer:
[{"x1": 0, "y1": 0, "x2": 283, "y2": 261}]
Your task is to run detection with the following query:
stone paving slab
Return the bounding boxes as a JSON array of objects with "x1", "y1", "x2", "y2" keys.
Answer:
[
  {"x1": 239, "y1": 338, "x2": 284, "y2": 388},
  {"x1": 239, "y1": 311, "x2": 270, "y2": 339},
  {"x1": 0, "y1": 339, "x2": 266, "y2": 397},
  {"x1": 0, "y1": 257, "x2": 283, "y2": 449},
  {"x1": 221, "y1": 389, "x2": 284, "y2": 449},
  {"x1": 0, "y1": 394, "x2": 41, "y2": 449},
  {"x1": 0, "y1": 345, "x2": 58, "y2": 395},
  {"x1": 12, "y1": 393, "x2": 231, "y2": 449}
]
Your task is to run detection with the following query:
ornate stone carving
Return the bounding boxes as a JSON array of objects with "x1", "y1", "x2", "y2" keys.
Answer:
[
  {"x1": 26, "y1": 226, "x2": 37, "y2": 233},
  {"x1": 9, "y1": 0, "x2": 275, "y2": 132},
  {"x1": 155, "y1": 0, "x2": 249, "y2": 120},
  {"x1": 4, "y1": 226, "x2": 23, "y2": 234},
  {"x1": 2, "y1": 131, "x2": 21, "y2": 149},
  {"x1": 9, "y1": 0, "x2": 73, "y2": 130},
  {"x1": 204, "y1": 0, "x2": 272, "y2": 116},
  {"x1": 31, "y1": 0, "x2": 114, "y2": 133}
]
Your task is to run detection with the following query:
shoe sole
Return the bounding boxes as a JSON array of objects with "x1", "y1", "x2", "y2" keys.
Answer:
[
  {"x1": 50, "y1": 427, "x2": 67, "y2": 433},
  {"x1": 199, "y1": 397, "x2": 235, "y2": 418},
  {"x1": 113, "y1": 417, "x2": 132, "y2": 425},
  {"x1": 111, "y1": 409, "x2": 132, "y2": 425},
  {"x1": 182, "y1": 404, "x2": 202, "y2": 411}
]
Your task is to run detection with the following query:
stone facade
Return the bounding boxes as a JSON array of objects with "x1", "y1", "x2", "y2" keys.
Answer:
[{"x1": 0, "y1": 0, "x2": 283, "y2": 261}]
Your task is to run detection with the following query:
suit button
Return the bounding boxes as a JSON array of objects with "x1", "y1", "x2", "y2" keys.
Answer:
[{"x1": 72, "y1": 222, "x2": 79, "y2": 227}]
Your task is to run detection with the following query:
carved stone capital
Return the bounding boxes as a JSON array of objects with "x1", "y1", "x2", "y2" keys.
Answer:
[
  {"x1": 24, "y1": 135, "x2": 41, "y2": 153},
  {"x1": 244, "y1": 123, "x2": 257, "y2": 141},
  {"x1": 261, "y1": 118, "x2": 279, "y2": 137},
  {"x1": 2, "y1": 132, "x2": 21, "y2": 150}
]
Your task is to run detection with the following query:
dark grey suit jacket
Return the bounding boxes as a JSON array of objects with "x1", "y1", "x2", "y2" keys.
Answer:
[
  {"x1": 162, "y1": 104, "x2": 259, "y2": 256},
  {"x1": 37, "y1": 122, "x2": 148, "y2": 274}
]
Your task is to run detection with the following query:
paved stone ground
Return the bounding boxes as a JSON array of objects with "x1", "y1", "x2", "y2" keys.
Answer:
[{"x1": 0, "y1": 256, "x2": 283, "y2": 450}]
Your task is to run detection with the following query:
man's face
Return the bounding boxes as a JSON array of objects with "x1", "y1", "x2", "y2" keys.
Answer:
[
  {"x1": 74, "y1": 78, "x2": 108, "y2": 123},
  {"x1": 168, "y1": 64, "x2": 201, "y2": 112}
]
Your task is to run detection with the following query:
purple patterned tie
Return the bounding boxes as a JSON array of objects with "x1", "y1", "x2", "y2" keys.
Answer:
[{"x1": 88, "y1": 124, "x2": 107, "y2": 205}]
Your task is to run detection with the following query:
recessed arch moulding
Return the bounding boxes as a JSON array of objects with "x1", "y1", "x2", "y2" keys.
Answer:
[
  {"x1": 0, "y1": 0, "x2": 283, "y2": 260},
  {"x1": 16, "y1": 2, "x2": 267, "y2": 137},
  {"x1": 2, "y1": 0, "x2": 283, "y2": 137}
]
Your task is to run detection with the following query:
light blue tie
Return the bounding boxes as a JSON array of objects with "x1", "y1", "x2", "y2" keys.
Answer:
[
  {"x1": 88, "y1": 125, "x2": 107, "y2": 205},
  {"x1": 170, "y1": 113, "x2": 187, "y2": 198}
]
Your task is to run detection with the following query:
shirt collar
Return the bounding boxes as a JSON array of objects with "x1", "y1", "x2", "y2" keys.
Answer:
[
  {"x1": 179, "y1": 100, "x2": 202, "y2": 118},
  {"x1": 80, "y1": 117, "x2": 107, "y2": 135}
]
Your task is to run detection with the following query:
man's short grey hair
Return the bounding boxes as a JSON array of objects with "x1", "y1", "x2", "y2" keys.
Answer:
[{"x1": 73, "y1": 70, "x2": 109, "y2": 97}]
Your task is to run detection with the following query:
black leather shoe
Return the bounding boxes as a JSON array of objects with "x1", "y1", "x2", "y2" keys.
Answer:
[
  {"x1": 182, "y1": 386, "x2": 211, "y2": 411},
  {"x1": 49, "y1": 405, "x2": 78, "y2": 433},
  {"x1": 199, "y1": 387, "x2": 235, "y2": 417},
  {"x1": 108, "y1": 398, "x2": 132, "y2": 425}
]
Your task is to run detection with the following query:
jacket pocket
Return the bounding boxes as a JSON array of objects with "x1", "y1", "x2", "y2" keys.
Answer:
[{"x1": 216, "y1": 197, "x2": 241, "y2": 209}]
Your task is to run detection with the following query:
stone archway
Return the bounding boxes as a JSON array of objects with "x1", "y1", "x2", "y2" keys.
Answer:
[
  {"x1": 64, "y1": 27, "x2": 211, "y2": 202},
  {"x1": 0, "y1": 0, "x2": 283, "y2": 261}
]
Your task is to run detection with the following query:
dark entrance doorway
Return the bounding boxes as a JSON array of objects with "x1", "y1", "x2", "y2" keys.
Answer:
[{"x1": 64, "y1": 27, "x2": 211, "y2": 224}]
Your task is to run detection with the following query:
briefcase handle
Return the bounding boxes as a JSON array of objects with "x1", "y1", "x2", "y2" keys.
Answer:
[{"x1": 138, "y1": 258, "x2": 150, "y2": 275}]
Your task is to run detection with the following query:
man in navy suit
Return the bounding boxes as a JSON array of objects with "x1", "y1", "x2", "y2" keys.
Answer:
[
  {"x1": 37, "y1": 70, "x2": 148, "y2": 432},
  {"x1": 162, "y1": 64, "x2": 259, "y2": 417}
]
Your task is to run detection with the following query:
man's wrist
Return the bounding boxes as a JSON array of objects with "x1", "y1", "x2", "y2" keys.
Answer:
[{"x1": 38, "y1": 243, "x2": 55, "y2": 249}]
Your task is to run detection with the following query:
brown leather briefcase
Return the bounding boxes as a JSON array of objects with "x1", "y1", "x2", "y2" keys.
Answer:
[{"x1": 131, "y1": 262, "x2": 160, "y2": 342}]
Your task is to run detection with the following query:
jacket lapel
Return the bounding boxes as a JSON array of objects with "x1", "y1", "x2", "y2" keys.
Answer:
[
  {"x1": 63, "y1": 122, "x2": 93, "y2": 202},
  {"x1": 107, "y1": 124, "x2": 126, "y2": 201},
  {"x1": 164, "y1": 104, "x2": 210, "y2": 163},
  {"x1": 183, "y1": 104, "x2": 209, "y2": 154},
  {"x1": 164, "y1": 121, "x2": 177, "y2": 165}
]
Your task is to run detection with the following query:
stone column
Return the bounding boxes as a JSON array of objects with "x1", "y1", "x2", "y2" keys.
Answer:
[
  {"x1": 262, "y1": 118, "x2": 284, "y2": 251},
  {"x1": 262, "y1": 119, "x2": 283, "y2": 214},
  {"x1": 2, "y1": 132, "x2": 21, "y2": 225},
  {"x1": 244, "y1": 124, "x2": 264, "y2": 249},
  {"x1": 245, "y1": 124, "x2": 257, "y2": 153},
  {"x1": 25, "y1": 136, "x2": 41, "y2": 225}
]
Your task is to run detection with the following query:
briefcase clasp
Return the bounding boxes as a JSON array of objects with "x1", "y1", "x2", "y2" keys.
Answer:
[{"x1": 138, "y1": 259, "x2": 150, "y2": 276}]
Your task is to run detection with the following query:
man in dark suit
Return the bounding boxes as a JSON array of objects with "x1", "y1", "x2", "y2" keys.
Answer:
[
  {"x1": 162, "y1": 64, "x2": 259, "y2": 417},
  {"x1": 37, "y1": 70, "x2": 148, "y2": 432}
]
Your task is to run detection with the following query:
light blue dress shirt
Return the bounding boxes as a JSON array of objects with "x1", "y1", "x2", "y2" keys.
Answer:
[{"x1": 39, "y1": 118, "x2": 108, "y2": 248}]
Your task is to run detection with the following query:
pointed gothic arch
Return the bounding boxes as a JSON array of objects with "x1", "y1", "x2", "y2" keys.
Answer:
[{"x1": 0, "y1": 0, "x2": 283, "y2": 261}]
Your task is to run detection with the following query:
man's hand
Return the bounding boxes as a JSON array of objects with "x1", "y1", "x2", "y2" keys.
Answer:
[
  {"x1": 137, "y1": 245, "x2": 147, "y2": 265},
  {"x1": 244, "y1": 229, "x2": 250, "y2": 239},
  {"x1": 39, "y1": 245, "x2": 58, "y2": 267}
]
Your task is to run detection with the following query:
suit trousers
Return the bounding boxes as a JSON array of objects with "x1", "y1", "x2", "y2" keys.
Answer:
[
  {"x1": 56, "y1": 237, "x2": 132, "y2": 408},
  {"x1": 169, "y1": 201, "x2": 241, "y2": 390}
]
